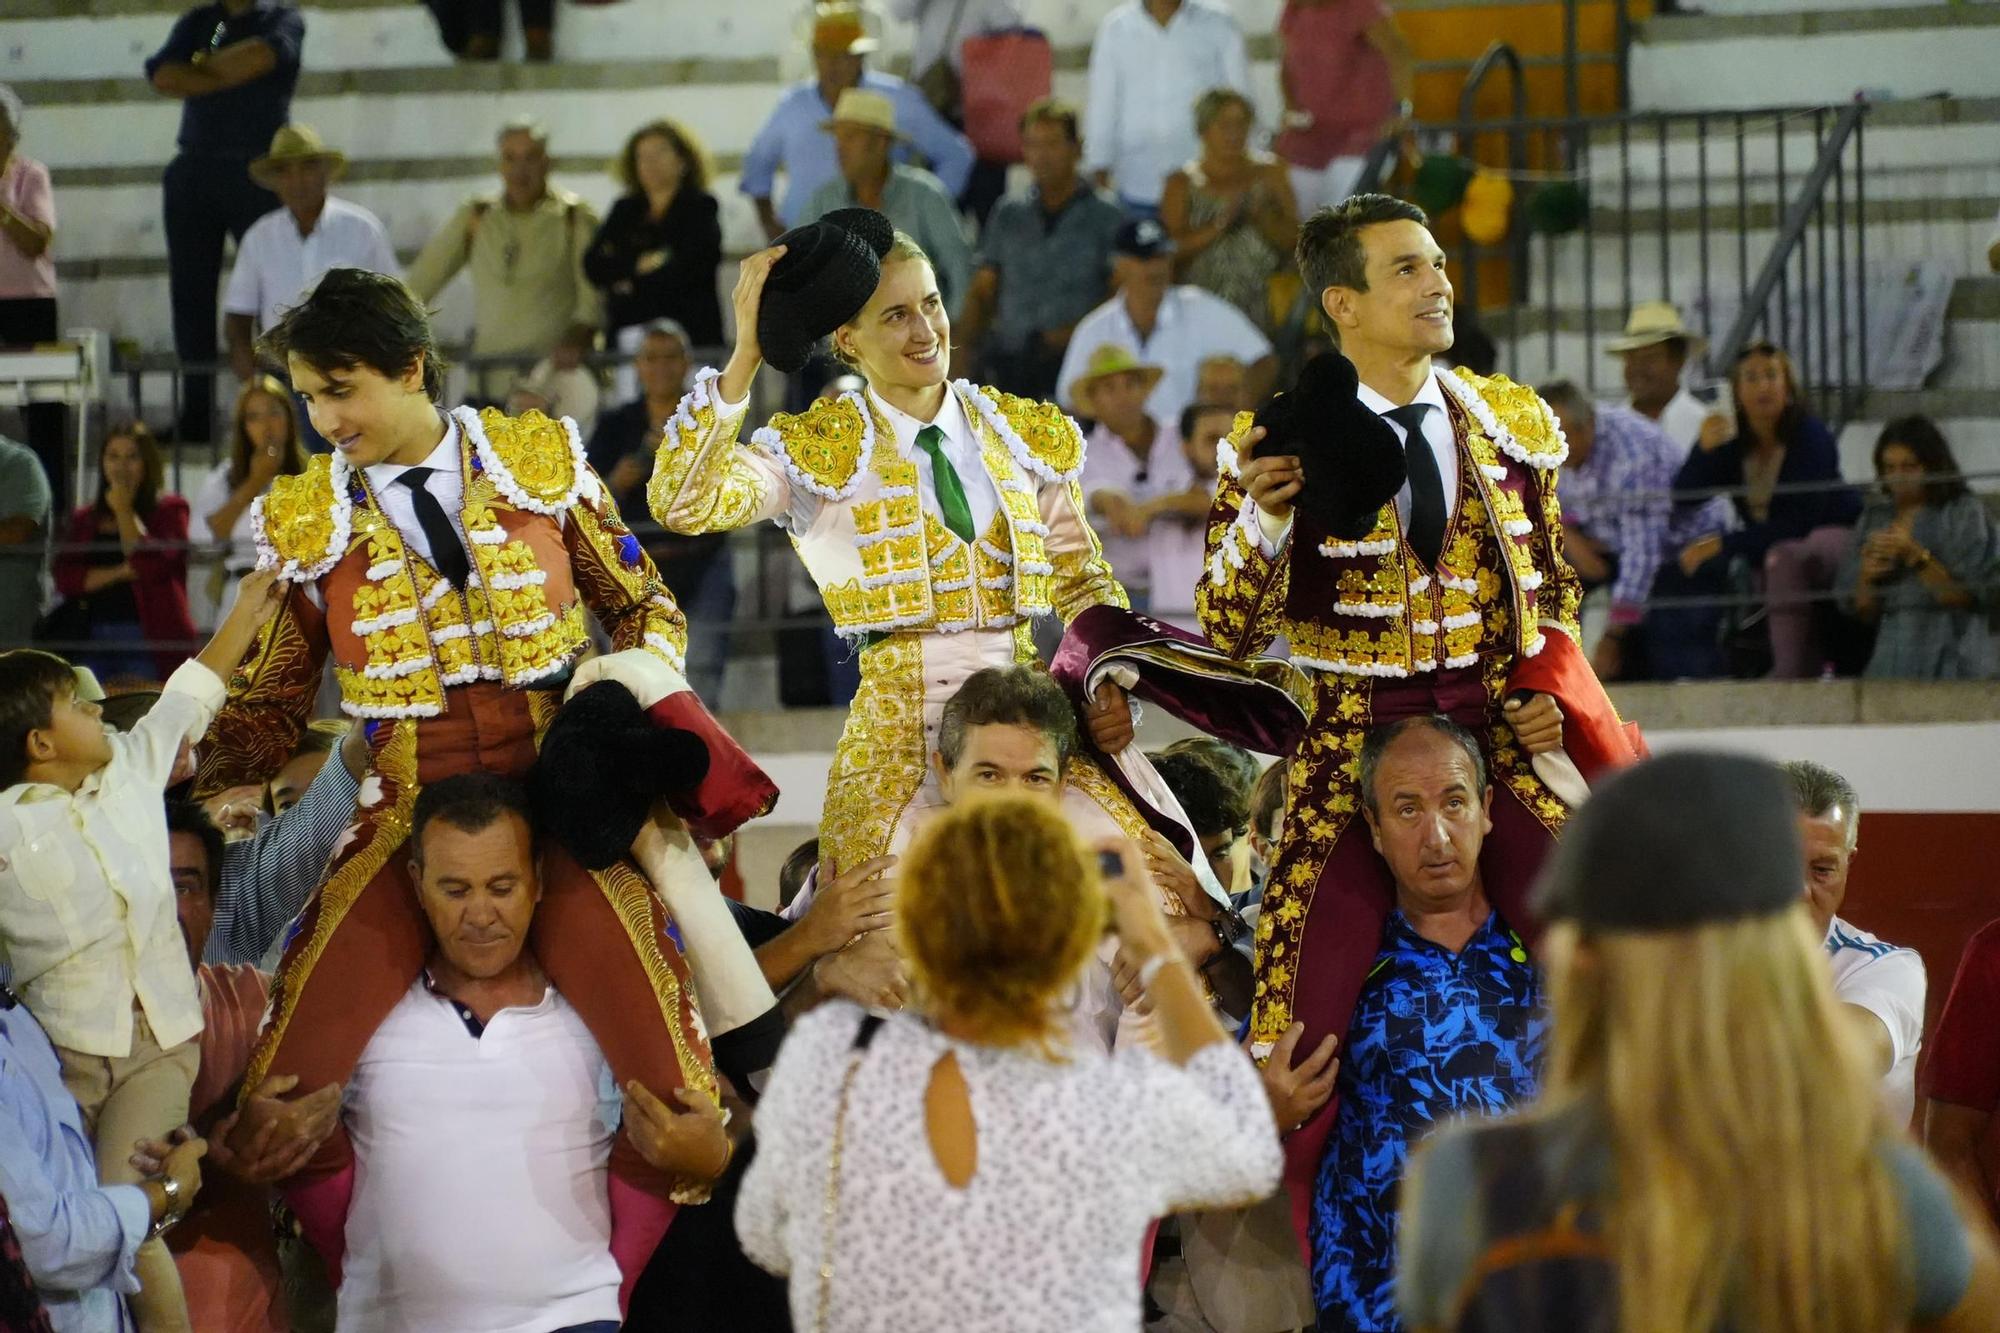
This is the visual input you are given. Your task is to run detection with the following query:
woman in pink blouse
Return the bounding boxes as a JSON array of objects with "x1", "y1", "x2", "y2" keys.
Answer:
[{"x1": 0, "y1": 85, "x2": 64, "y2": 509}]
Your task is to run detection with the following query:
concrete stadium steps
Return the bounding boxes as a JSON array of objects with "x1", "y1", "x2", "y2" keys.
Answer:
[{"x1": 1630, "y1": 4, "x2": 2000, "y2": 111}]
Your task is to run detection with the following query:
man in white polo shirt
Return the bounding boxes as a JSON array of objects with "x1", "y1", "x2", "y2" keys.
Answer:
[
  {"x1": 286, "y1": 772, "x2": 745, "y2": 1333},
  {"x1": 1055, "y1": 218, "x2": 1275, "y2": 428},
  {"x1": 222, "y1": 124, "x2": 398, "y2": 386},
  {"x1": 1783, "y1": 759, "x2": 1928, "y2": 1127}
]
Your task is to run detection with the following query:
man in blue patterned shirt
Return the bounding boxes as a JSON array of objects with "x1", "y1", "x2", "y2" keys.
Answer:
[
  {"x1": 1310, "y1": 715, "x2": 1547, "y2": 1333},
  {"x1": 1540, "y1": 380, "x2": 1733, "y2": 682}
]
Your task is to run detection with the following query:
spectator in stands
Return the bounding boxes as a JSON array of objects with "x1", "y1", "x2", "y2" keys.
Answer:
[
  {"x1": 1150, "y1": 743, "x2": 1252, "y2": 896},
  {"x1": 1838, "y1": 414, "x2": 1997, "y2": 680},
  {"x1": 504, "y1": 353, "x2": 601, "y2": 437},
  {"x1": 1273, "y1": 0, "x2": 1414, "y2": 215},
  {"x1": 1541, "y1": 379, "x2": 1731, "y2": 682},
  {"x1": 738, "y1": 796, "x2": 1280, "y2": 1329},
  {"x1": 405, "y1": 117, "x2": 603, "y2": 399},
  {"x1": 151, "y1": 801, "x2": 301, "y2": 1333},
  {"x1": 891, "y1": 0, "x2": 1022, "y2": 222},
  {"x1": 1162, "y1": 88, "x2": 1301, "y2": 335},
  {"x1": 1144, "y1": 400, "x2": 1233, "y2": 628},
  {"x1": 1401, "y1": 752, "x2": 1997, "y2": 1333},
  {"x1": 954, "y1": 99, "x2": 1124, "y2": 399},
  {"x1": 1083, "y1": 0, "x2": 1250, "y2": 218},
  {"x1": 741, "y1": 2, "x2": 973, "y2": 240},
  {"x1": 1605, "y1": 301, "x2": 1727, "y2": 454},
  {"x1": 0, "y1": 86, "x2": 66, "y2": 513},
  {"x1": 1057, "y1": 218, "x2": 1276, "y2": 427},
  {"x1": 146, "y1": 0, "x2": 305, "y2": 445},
  {"x1": 0, "y1": 952, "x2": 210, "y2": 1333},
  {"x1": 189, "y1": 376, "x2": 304, "y2": 630},
  {"x1": 586, "y1": 320, "x2": 732, "y2": 703},
  {"x1": 1781, "y1": 759, "x2": 1926, "y2": 1126},
  {"x1": 50, "y1": 423, "x2": 199, "y2": 682},
  {"x1": 1195, "y1": 353, "x2": 1251, "y2": 412},
  {"x1": 1925, "y1": 916, "x2": 2000, "y2": 1224},
  {"x1": 261, "y1": 717, "x2": 345, "y2": 814},
  {"x1": 1312, "y1": 715, "x2": 1543, "y2": 1333},
  {"x1": 1672, "y1": 340, "x2": 1862, "y2": 678},
  {"x1": 583, "y1": 119, "x2": 724, "y2": 352},
  {"x1": 276, "y1": 776, "x2": 739, "y2": 1331},
  {"x1": 0, "y1": 433, "x2": 49, "y2": 652},
  {"x1": 421, "y1": 0, "x2": 556, "y2": 62},
  {"x1": 1073, "y1": 345, "x2": 1191, "y2": 609},
  {"x1": 223, "y1": 125, "x2": 399, "y2": 395},
  {"x1": 802, "y1": 92, "x2": 973, "y2": 319}
]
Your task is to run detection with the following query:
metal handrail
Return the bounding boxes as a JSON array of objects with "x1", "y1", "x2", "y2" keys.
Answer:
[
  {"x1": 1454, "y1": 42, "x2": 1532, "y2": 316},
  {"x1": 1706, "y1": 101, "x2": 1870, "y2": 412}
]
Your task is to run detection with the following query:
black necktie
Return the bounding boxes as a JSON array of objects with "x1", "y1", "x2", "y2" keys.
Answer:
[
  {"x1": 395, "y1": 467, "x2": 471, "y2": 588},
  {"x1": 1387, "y1": 402, "x2": 1445, "y2": 568}
]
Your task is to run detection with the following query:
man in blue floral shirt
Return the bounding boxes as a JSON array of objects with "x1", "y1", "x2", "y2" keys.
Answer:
[{"x1": 1310, "y1": 715, "x2": 1548, "y2": 1333}]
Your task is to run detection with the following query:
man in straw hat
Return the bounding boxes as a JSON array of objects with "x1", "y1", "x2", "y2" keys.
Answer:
[
  {"x1": 1073, "y1": 343, "x2": 1202, "y2": 607},
  {"x1": 223, "y1": 124, "x2": 397, "y2": 387},
  {"x1": 1604, "y1": 299, "x2": 1729, "y2": 454},
  {"x1": 741, "y1": 1, "x2": 972, "y2": 240},
  {"x1": 801, "y1": 89, "x2": 973, "y2": 316}
]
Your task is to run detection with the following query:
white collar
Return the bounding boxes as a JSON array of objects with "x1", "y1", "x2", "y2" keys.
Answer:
[
  {"x1": 1356, "y1": 366, "x2": 1449, "y2": 421},
  {"x1": 867, "y1": 383, "x2": 970, "y2": 456},
  {"x1": 364, "y1": 412, "x2": 461, "y2": 491}
]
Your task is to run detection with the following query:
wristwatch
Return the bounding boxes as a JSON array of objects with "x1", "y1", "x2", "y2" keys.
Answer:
[
  {"x1": 147, "y1": 1174, "x2": 186, "y2": 1242},
  {"x1": 1208, "y1": 907, "x2": 1248, "y2": 954}
]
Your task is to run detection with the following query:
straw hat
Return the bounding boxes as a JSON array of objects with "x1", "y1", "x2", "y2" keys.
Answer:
[
  {"x1": 821, "y1": 88, "x2": 906, "y2": 141},
  {"x1": 809, "y1": 1, "x2": 880, "y2": 55},
  {"x1": 1604, "y1": 300, "x2": 1704, "y2": 355},
  {"x1": 1070, "y1": 344, "x2": 1164, "y2": 416},
  {"x1": 250, "y1": 124, "x2": 348, "y2": 189}
]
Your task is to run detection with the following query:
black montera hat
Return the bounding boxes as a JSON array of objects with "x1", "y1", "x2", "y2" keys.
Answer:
[
  {"x1": 529, "y1": 681, "x2": 712, "y2": 870},
  {"x1": 758, "y1": 208, "x2": 896, "y2": 373},
  {"x1": 1533, "y1": 751, "x2": 1805, "y2": 931},
  {"x1": 1256, "y1": 352, "x2": 1407, "y2": 541}
]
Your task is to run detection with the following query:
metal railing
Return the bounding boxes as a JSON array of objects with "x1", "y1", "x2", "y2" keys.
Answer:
[{"x1": 1360, "y1": 102, "x2": 1873, "y2": 429}]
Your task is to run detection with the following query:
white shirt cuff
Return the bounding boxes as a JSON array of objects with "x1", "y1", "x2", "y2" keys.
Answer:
[
  {"x1": 163, "y1": 659, "x2": 227, "y2": 712},
  {"x1": 1254, "y1": 506, "x2": 1293, "y2": 556},
  {"x1": 713, "y1": 386, "x2": 750, "y2": 417}
]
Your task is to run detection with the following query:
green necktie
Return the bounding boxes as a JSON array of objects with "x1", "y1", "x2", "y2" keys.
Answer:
[{"x1": 916, "y1": 424, "x2": 977, "y2": 544}]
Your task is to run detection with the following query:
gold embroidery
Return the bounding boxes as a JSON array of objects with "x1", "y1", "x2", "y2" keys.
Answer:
[
  {"x1": 820, "y1": 635, "x2": 930, "y2": 875},
  {"x1": 773, "y1": 394, "x2": 870, "y2": 496},
  {"x1": 477, "y1": 407, "x2": 578, "y2": 507},
  {"x1": 987, "y1": 387, "x2": 1085, "y2": 478},
  {"x1": 259, "y1": 457, "x2": 347, "y2": 574}
]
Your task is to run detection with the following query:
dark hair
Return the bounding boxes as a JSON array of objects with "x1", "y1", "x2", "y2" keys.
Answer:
[
  {"x1": 164, "y1": 799, "x2": 225, "y2": 898},
  {"x1": 936, "y1": 666, "x2": 1077, "y2": 773},
  {"x1": 1150, "y1": 748, "x2": 1250, "y2": 840},
  {"x1": 1873, "y1": 413, "x2": 1968, "y2": 507},
  {"x1": 95, "y1": 420, "x2": 165, "y2": 520},
  {"x1": 259, "y1": 267, "x2": 448, "y2": 401},
  {"x1": 778, "y1": 837, "x2": 819, "y2": 910},
  {"x1": 616, "y1": 117, "x2": 711, "y2": 195},
  {"x1": 1249, "y1": 758, "x2": 1287, "y2": 841},
  {"x1": 228, "y1": 375, "x2": 308, "y2": 488},
  {"x1": 291, "y1": 717, "x2": 350, "y2": 760},
  {"x1": 1728, "y1": 339, "x2": 1806, "y2": 450},
  {"x1": 0, "y1": 649, "x2": 77, "y2": 789},
  {"x1": 1018, "y1": 97, "x2": 1081, "y2": 145},
  {"x1": 1192, "y1": 86, "x2": 1255, "y2": 135},
  {"x1": 1297, "y1": 193, "x2": 1430, "y2": 299},
  {"x1": 1358, "y1": 714, "x2": 1487, "y2": 815},
  {"x1": 1536, "y1": 379, "x2": 1594, "y2": 422},
  {"x1": 1158, "y1": 736, "x2": 1259, "y2": 801},
  {"x1": 1178, "y1": 401, "x2": 1235, "y2": 445},
  {"x1": 410, "y1": 771, "x2": 534, "y2": 863}
]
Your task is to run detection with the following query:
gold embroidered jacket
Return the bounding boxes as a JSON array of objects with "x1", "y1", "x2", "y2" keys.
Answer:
[
  {"x1": 1197, "y1": 367, "x2": 1581, "y2": 676},
  {"x1": 647, "y1": 370, "x2": 1126, "y2": 635},
  {"x1": 195, "y1": 407, "x2": 686, "y2": 792}
]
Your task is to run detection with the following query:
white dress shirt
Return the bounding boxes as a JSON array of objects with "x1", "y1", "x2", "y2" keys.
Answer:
[
  {"x1": 1638, "y1": 385, "x2": 1712, "y2": 456},
  {"x1": 1080, "y1": 419, "x2": 1195, "y2": 595},
  {"x1": 338, "y1": 979, "x2": 621, "y2": 1333},
  {"x1": 0, "y1": 661, "x2": 223, "y2": 1057},
  {"x1": 867, "y1": 384, "x2": 1001, "y2": 540},
  {"x1": 1826, "y1": 915, "x2": 1927, "y2": 1127},
  {"x1": 1057, "y1": 286, "x2": 1272, "y2": 429},
  {"x1": 223, "y1": 196, "x2": 401, "y2": 330},
  {"x1": 1083, "y1": 0, "x2": 1251, "y2": 206},
  {"x1": 362, "y1": 414, "x2": 473, "y2": 570},
  {"x1": 1253, "y1": 367, "x2": 1461, "y2": 554}
]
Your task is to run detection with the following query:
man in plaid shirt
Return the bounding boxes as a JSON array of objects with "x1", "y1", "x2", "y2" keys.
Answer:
[{"x1": 1540, "y1": 380, "x2": 1731, "y2": 681}]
